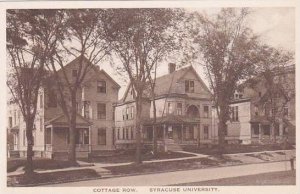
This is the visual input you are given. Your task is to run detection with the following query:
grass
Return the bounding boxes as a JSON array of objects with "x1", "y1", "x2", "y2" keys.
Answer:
[
  {"x1": 7, "y1": 158, "x2": 77, "y2": 173},
  {"x1": 80, "y1": 150, "x2": 195, "y2": 164},
  {"x1": 7, "y1": 169, "x2": 100, "y2": 186},
  {"x1": 183, "y1": 144, "x2": 294, "y2": 155},
  {"x1": 104, "y1": 157, "x2": 241, "y2": 176},
  {"x1": 173, "y1": 170, "x2": 296, "y2": 186}
]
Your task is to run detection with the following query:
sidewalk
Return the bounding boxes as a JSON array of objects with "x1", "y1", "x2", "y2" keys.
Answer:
[
  {"x1": 50, "y1": 160, "x2": 295, "y2": 186},
  {"x1": 8, "y1": 149, "x2": 294, "y2": 177},
  {"x1": 7, "y1": 150, "x2": 208, "y2": 176}
]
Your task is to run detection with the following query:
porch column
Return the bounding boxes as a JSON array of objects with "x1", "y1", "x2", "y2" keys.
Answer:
[
  {"x1": 197, "y1": 124, "x2": 200, "y2": 147},
  {"x1": 88, "y1": 126, "x2": 91, "y2": 152},
  {"x1": 258, "y1": 123, "x2": 262, "y2": 141},
  {"x1": 181, "y1": 123, "x2": 184, "y2": 142},
  {"x1": 51, "y1": 126, "x2": 54, "y2": 148}
]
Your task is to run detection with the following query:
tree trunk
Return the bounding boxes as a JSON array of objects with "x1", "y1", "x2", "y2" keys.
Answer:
[
  {"x1": 68, "y1": 93, "x2": 77, "y2": 165},
  {"x1": 217, "y1": 120, "x2": 226, "y2": 154},
  {"x1": 135, "y1": 95, "x2": 143, "y2": 164},
  {"x1": 24, "y1": 119, "x2": 34, "y2": 175}
]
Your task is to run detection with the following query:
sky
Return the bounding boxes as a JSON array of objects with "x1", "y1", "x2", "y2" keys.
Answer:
[{"x1": 100, "y1": 7, "x2": 295, "y2": 99}]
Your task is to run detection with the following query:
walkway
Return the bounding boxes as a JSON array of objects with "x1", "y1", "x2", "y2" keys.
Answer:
[
  {"x1": 7, "y1": 150, "x2": 207, "y2": 176},
  {"x1": 50, "y1": 160, "x2": 294, "y2": 186}
]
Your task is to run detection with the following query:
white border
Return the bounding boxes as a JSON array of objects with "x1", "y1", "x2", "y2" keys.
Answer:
[{"x1": 0, "y1": 1, "x2": 298, "y2": 194}]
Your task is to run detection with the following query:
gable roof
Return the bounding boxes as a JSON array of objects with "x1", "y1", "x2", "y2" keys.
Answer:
[
  {"x1": 119, "y1": 65, "x2": 212, "y2": 104},
  {"x1": 58, "y1": 55, "x2": 120, "y2": 89}
]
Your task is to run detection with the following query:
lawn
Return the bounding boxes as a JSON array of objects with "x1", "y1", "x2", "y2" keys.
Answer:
[
  {"x1": 174, "y1": 170, "x2": 296, "y2": 186},
  {"x1": 7, "y1": 158, "x2": 77, "y2": 173},
  {"x1": 183, "y1": 144, "x2": 294, "y2": 155},
  {"x1": 80, "y1": 150, "x2": 196, "y2": 164},
  {"x1": 7, "y1": 169, "x2": 100, "y2": 186},
  {"x1": 104, "y1": 156, "x2": 241, "y2": 176}
]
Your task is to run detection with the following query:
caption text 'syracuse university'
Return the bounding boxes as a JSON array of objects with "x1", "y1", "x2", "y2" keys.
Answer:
[{"x1": 93, "y1": 187, "x2": 219, "y2": 193}]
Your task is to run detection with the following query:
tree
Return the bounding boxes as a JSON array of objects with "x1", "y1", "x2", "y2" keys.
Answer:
[
  {"x1": 104, "y1": 8, "x2": 183, "y2": 162},
  {"x1": 253, "y1": 45, "x2": 294, "y2": 143},
  {"x1": 47, "y1": 9, "x2": 111, "y2": 164},
  {"x1": 6, "y1": 9, "x2": 63, "y2": 174},
  {"x1": 188, "y1": 8, "x2": 261, "y2": 152}
]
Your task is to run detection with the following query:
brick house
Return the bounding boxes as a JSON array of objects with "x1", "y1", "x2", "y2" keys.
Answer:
[
  {"x1": 7, "y1": 56, "x2": 120, "y2": 158},
  {"x1": 114, "y1": 63, "x2": 215, "y2": 151},
  {"x1": 225, "y1": 65, "x2": 295, "y2": 144}
]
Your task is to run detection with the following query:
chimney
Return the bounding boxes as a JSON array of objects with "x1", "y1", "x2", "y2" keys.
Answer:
[{"x1": 168, "y1": 63, "x2": 176, "y2": 74}]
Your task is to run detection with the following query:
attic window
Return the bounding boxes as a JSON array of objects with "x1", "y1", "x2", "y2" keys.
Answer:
[
  {"x1": 97, "y1": 81, "x2": 106, "y2": 93},
  {"x1": 258, "y1": 92, "x2": 262, "y2": 97},
  {"x1": 72, "y1": 69, "x2": 77, "y2": 77},
  {"x1": 185, "y1": 80, "x2": 194, "y2": 93}
]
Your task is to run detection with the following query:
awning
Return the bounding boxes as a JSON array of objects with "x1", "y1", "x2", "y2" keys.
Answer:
[{"x1": 45, "y1": 113, "x2": 92, "y2": 128}]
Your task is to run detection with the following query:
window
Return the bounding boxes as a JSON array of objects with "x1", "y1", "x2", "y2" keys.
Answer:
[
  {"x1": 176, "y1": 103, "x2": 182, "y2": 115},
  {"x1": 254, "y1": 106, "x2": 259, "y2": 116},
  {"x1": 97, "y1": 103, "x2": 106, "y2": 119},
  {"x1": 117, "y1": 128, "x2": 120, "y2": 140},
  {"x1": 122, "y1": 128, "x2": 125, "y2": 139},
  {"x1": 203, "y1": 105, "x2": 209, "y2": 118},
  {"x1": 131, "y1": 126, "x2": 134, "y2": 139},
  {"x1": 122, "y1": 109, "x2": 125, "y2": 120},
  {"x1": 252, "y1": 124, "x2": 259, "y2": 136},
  {"x1": 45, "y1": 128, "x2": 51, "y2": 144},
  {"x1": 284, "y1": 107, "x2": 289, "y2": 117},
  {"x1": 40, "y1": 118, "x2": 43, "y2": 132},
  {"x1": 187, "y1": 126, "x2": 194, "y2": 140},
  {"x1": 231, "y1": 106, "x2": 239, "y2": 122},
  {"x1": 76, "y1": 102, "x2": 81, "y2": 113},
  {"x1": 263, "y1": 125, "x2": 270, "y2": 135},
  {"x1": 126, "y1": 107, "x2": 129, "y2": 120},
  {"x1": 72, "y1": 69, "x2": 77, "y2": 77},
  {"x1": 48, "y1": 90, "x2": 57, "y2": 107},
  {"x1": 272, "y1": 107, "x2": 278, "y2": 116},
  {"x1": 185, "y1": 80, "x2": 195, "y2": 93},
  {"x1": 83, "y1": 101, "x2": 90, "y2": 119},
  {"x1": 97, "y1": 81, "x2": 106, "y2": 93},
  {"x1": 76, "y1": 129, "x2": 89, "y2": 144},
  {"x1": 14, "y1": 110, "x2": 16, "y2": 126},
  {"x1": 98, "y1": 128, "x2": 106, "y2": 145},
  {"x1": 40, "y1": 94, "x2": 43, "y2": 108},
  {"x1": 258, "y1": 92, "x2": 262, "y2": 97},
  {"x1": 125, "y1": 128, "x2": 129, "y2": 139},
  {"x1": 274, "y1": 123, "x2": 280, "y2": 136},
  {"x1": 130, "y1": 107, "x2": 134, "y2": 119},
  {"x1": 9, "y1": 117, "x2": 12, "y2": 128},
  {"x1": 167, "y1": 102, "x2": 172, "y2": 114},
  {"x1": 203, "y1": 125, "x2": 209, "y2": 139},
  {"x1": 23, "y1": 130, "x2": 26, "y2": 146}
]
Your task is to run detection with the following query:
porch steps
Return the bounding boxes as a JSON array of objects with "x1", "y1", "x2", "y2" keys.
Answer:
[
  {"x1": 94, "y1": 167, "x2": 113, "y2": 178},
  {"x1": 164, "y1": 139, "x2": 183, "y2": 152}
]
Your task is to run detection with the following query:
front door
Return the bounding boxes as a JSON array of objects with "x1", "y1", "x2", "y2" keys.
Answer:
[{"x1": 167, "y1": 126, "x2": 173, "y2": 139}]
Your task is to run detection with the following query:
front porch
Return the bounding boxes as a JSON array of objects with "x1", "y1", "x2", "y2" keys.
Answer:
[
  {"x1": 44, "y1": 114, "x2": 92, "y2": 159},
  {"x1": 143, "y1": 115, "x2": 210, "y2": 151},
  {"x1": 250, "y1": 116, "x2": 287, "y2": 144}
]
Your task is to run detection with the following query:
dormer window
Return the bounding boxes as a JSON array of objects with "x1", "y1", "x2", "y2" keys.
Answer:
[
  {"x1": 185, "y1": 80, "x2": 194, "y2": 93},
  {"x1": 72, "y1": 69, "x2": 77, "y2": 77},
  {"x1": 97, "y1": 81, "x2": 106, "y2": 93}
]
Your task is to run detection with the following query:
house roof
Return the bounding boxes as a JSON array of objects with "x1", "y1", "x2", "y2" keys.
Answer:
[
  {"x1": 58, "y1": 55, "x2": 120, "y2": 89},
  {"x1": 44, "y1": 113, "x2": 92, "y2": 128},
  {"x1": 119, "y1": 65, "x2": 212, "y2": 104}
]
